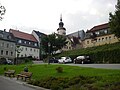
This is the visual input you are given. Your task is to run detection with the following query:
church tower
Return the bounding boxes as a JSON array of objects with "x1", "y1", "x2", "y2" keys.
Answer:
[{"x1": 57, "y1": 14, "x2": 66, "y2": 36}]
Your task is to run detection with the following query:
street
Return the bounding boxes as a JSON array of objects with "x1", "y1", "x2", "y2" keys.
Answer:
[
  {"x1": 33, "y1": 61, "x2": 120, "y2": 69},
  {"x1": 67, "y1": 64, "x2": 120, "y2": 69}
]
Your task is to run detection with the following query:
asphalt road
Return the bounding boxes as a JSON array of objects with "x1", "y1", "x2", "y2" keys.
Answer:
[
  {"x1": 33, "y1": 61, "x2": 120, "y2": 69},
  {"x1": 67, "y1": 64, "x2": 120, "y2": 69}
]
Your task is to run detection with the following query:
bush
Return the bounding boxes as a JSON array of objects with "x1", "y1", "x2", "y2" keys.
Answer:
[{"x1": 56, "y1": 67, "x2": 63, "y2": 73}]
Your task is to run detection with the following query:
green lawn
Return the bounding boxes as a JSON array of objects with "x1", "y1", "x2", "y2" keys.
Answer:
[{"x1": 0, "y1": 64, "x2": 120, "y2": 90}]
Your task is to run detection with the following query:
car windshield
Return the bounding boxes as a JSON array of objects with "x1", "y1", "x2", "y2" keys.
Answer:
[{"x1": 61, "y1": 57, "x2": 66, "y2": 59}]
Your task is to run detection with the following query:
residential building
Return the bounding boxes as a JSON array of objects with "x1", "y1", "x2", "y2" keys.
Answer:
[
  {"x1": 83, "y1": 23, "x2": 119, "y2": 48},
  {"x1": 32, "y1": 30, "x2": 46, "y2": 60},
  {"x1": 9, "y1": 29, "x2": 39, "y2": 59},
  {"x1": 62, "y1": 36, "x2": 83, "y2": 51},
  {"x1": 67, "y1": 30, "x2": 85, "y2": 40},
  {"x1": 0, "y1": 29, "x2": 16, "y2": 60}
]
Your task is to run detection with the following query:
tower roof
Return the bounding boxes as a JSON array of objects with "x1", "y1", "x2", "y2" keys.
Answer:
[{"x1": 59, "y1": 14, "x2": 64, "y2": 28}]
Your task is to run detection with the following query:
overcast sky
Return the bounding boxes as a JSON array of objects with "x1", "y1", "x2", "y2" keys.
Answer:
[{"x1": 0, "y1": 0, "x2": 117, "y2": 35}]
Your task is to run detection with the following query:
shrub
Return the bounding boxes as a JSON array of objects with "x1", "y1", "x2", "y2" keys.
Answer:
[{"x1": 56, "y1": 67, "x2": 63, "y2": 73}]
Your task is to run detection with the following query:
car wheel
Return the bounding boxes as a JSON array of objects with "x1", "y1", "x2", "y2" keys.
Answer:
[
  {"x1": 74, "y1": 61, "x2": 76, "y2": 64},
  {"x1": 63, "y1": 61, "x2": 66, "y2": 64},
  {"x1": 82, "y1": 61, "x2": 84, "y2": 64}
]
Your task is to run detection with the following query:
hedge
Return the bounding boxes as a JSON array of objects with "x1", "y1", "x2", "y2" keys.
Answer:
[{"x1": 56, "y1": 42, "x2": 120, "y2": 63}]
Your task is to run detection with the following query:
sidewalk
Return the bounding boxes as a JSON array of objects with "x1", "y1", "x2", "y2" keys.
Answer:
[{"x1": 0, "y1": 76, "x2": 49, "y2": 90}]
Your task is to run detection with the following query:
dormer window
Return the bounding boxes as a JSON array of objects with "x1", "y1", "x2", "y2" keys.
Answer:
[
  {"x1": 24, "y1": 41, "x2": 26, "y2": 44},
  {"x1": 34, "y1": 43, "x2": 37, "y2": 46},
  {"x1": 104, "y1": 30, "x2": 108, "y2": 34},
  {"x1": 18, "y1": 40, "x2": 22, "y2": 43},
  {"x1": 29, "y1": 42, "x2": 31, "y2": 45},
  {"x1": 0, "y1": 34, "x2": 3, "y2": 38},
  {"x1": 95, "y1": 32, "x2": 100, "y2": 35}
]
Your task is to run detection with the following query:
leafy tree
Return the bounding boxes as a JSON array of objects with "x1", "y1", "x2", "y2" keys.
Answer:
[
  {"x1": 41, "y1": 33, "x2": 67, "y2": 55},
  {"x1": 109, "y1": 0, "x2": 120, "y2": 39}
]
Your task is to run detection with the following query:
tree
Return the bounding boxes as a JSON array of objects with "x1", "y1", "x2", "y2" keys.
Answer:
[
  {"x1": 0, "y1": 4, "x2": 6, "y2": 20},
  {"x1": 109, "y1": 0, "x2": 120, "y2": 39},
  {"x1": 41, "y1": 33, "x2": 67, "y2": 55}
]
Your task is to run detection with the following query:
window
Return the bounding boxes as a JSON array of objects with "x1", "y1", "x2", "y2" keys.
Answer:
[
  {"x1": 6, "y1": 51, "x2": 8, "y2": 55},
  {"x1": 1, "y1": 50, "x2": 3, "y2": 55},
  {"x1": 34, "y1": 49, "x2": 36, "y2": 52},
  {"x1": 95, "y1": 32, "x2": 100, "y2": 35},
  {"x1": 24, "y1": 41, "x2": 26, "y2": 44},
  {"x1": 109, "y1": 36, "x2": 111, "y2": 40},
  {"x1": 34, "y1": 43, "x2": 37, "y2": 46},
  {"x1": 0, "y1": 34, "x2": 3, "y2": 38},
  {"x1": 106, "y1": 37, "x2": 108, "y2": 40},
  {"x1": 18, "y1": 40, "x2": 22, "y2": 43},
  {"x1": 87, "y1": 41, "x2": 89, "y2": 44},
  {"x1": 11, "y1": 52, "x2": 13, "y2": 56},
  {"x1": 102, "y1": 38, "x2": 104, "y2": 41},
  {"x1": 26, "y1": 48, "x2": 27, "y2": 51},
  {"x1": 29, "y1": 42, "x2": 31, "y2": 44},
  {"x1": 11, "y1": 44, "x2": 14, "y2": 48},
  {"x1": 104, "y1": 30, "x2": 108, "y2": 34},
  {"x1": 7, "y1": 43, "x2": 9, "y2": 48},
  {"x1": 30, "y1": 48, "x2": 32, "y2": 51},
  {"x1": 1, "y1": 42, "x2": 4, "y2": 47}
]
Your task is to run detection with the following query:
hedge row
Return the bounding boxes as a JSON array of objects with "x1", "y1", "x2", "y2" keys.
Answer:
[{"x1": 56, "y1": 42, "x2": 120, "y2": 63}]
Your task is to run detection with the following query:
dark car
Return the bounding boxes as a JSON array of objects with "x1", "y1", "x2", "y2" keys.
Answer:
[
  {"x1": 74, "y1": 56, "x2": 91, "y2": 64},
  {"x1": 49, "y1": 57, "x2": 58, "y2": 63},
  {"x1": 1, "y1": 58, "x2": 13, "y2": 65}
]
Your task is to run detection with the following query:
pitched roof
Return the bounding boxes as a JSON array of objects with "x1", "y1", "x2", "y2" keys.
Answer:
[
  {"x1": 9, "y1": 29, "x2": 37, "y2": 42},
  {"x1": 87, "y1": 23, "x2": 109, "y2": 33},
  {"x1": 33, "y1": 30, "x2": 46, "y2": 37}
]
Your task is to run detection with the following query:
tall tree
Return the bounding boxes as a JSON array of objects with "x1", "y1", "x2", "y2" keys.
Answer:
[
  {"x1": 41, "y1": 33, "x2": 67, "y2": 55},
  {"x1": 109, "y1": 0, "x2": 120, "y2": 39}
]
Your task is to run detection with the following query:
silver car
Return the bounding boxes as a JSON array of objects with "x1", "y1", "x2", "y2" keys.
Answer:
[{"x1": 58, "y1": 57, "x2": 72, "y2": 64}]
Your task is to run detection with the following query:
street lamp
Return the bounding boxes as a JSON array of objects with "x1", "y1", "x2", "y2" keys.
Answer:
[{"x1": 48, "y1": 42, "x2": 51, "y2": 64}]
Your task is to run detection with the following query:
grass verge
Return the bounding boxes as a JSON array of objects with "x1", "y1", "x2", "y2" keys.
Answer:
[{"x1": 0, "y1": 64, "x2": 120, "y2": 90}]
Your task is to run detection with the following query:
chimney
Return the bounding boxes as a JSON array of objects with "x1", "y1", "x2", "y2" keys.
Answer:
[{"x1": 4, "y1": 29, "x2": 6, "y2": 32}]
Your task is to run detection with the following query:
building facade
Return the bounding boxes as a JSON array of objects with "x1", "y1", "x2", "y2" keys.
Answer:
[
  {"x1": 32, "y1": 30, "x2": 46, "y2": 60},
  {"x1": 9, "y1": 29, "x2": 39, "y2": 60},
  {"x1": 0, "y1": 30, "x2": 16, "y2": 60},
  {"x1": 83, "y1": 23, "x2": 119, "y2": 48}
]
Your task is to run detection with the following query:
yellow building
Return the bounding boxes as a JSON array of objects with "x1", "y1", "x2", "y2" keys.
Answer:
[{"x1": 83, "y1": 23, "x2": 119, "y2": 48}]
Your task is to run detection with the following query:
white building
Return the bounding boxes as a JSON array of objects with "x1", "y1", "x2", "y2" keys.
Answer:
[{"x1": 9, "y1": 29, "x2": 39, "y2": 60}]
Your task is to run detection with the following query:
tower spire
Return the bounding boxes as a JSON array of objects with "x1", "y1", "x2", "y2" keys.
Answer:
[{"x1": 60, "y1": 14, "x2": 62, "y2": 21}]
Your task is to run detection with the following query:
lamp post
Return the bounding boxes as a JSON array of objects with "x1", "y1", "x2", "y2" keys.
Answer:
[
  {"x1": 15, "y1": 45, "x2": 23, "y2": 65},
  {"x1": 48, "y1": 42, "x2": 51, "y2": 64}
]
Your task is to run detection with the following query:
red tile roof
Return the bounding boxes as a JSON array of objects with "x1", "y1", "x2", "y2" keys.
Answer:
[
  {"x1": 87, "y1": 23, "x2": 109, "y2": 33},
  {"x1": 9, "y1": 29, "x2": 37, "y2": 42}
]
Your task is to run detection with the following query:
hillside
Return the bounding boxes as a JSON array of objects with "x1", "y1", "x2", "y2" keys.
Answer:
[{"x1": 56, "y1": 42, "x2": 120, "y2": 63}]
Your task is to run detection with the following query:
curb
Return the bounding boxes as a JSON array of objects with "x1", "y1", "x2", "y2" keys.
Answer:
[{"x1": 23, "y1": 83, "x2": 50, "y2": 90}]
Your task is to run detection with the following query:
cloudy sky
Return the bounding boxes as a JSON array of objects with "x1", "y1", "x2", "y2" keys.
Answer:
[{"x1": 0, "y1": 0, "x2": 117, "y2": 34}]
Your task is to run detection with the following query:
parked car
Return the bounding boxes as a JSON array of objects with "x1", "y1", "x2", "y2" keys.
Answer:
[
  {"x1": 0, "y1": 58, "x2": 13, "y2": 65},
  {"x1": 74, "y1": 56, "x2": 91, "y2": 64},
  {"x1": 49, "y1": 57, "x2": 58, "y2": 63},
  {"x1": 58, "y1": 57, "x2": 72, "y2": 64}
]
